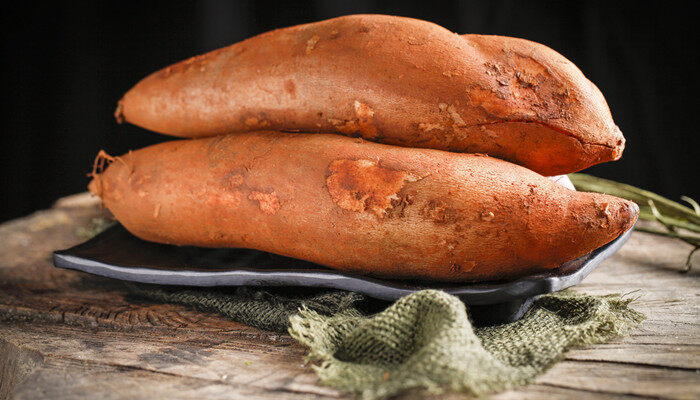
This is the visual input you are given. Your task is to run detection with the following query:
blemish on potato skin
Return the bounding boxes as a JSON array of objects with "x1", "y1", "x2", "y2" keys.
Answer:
[
  {"x1": 206, "y1": 191, "x2": 243, "y2": 209},
  {"x1": 326, "y1": 159, "x2": 419, "y2": 218},
  {"x1": 597, "y1": 201, "x2": 612, "y2": 228},
  {"x1": 469, "y1": 55, "x2": 573, "y2": 122},
  {"x1": 329, "y1": 101, "x2": 378, "y2": 138},
  {"x1": 163, "y1": 47, "x2": 228, "y2": 76},
  {"x1": 387, "y1": 194, "x2": 414, "y2": 218},
  {"x1": 438, "y1": 103, "x2": 467, "y2": 127},
  {"x1": 407, "y1": 36, "x2": 427, "y2": 45},
  {"x1": 225, "y1": 173, "x2": 245, "y2": 189},
  {"x1": 418, "y1": 123, "x2": 443, "y2": 133},
  {"x1": 305, "y1": 35, "x2": 320, "y2": 54},
  {"x1": 449, "y1": 261, "x2": 476, "y2": 275},
  {"x1": 357, "y1": 24, "x2": 370, "y2": 34},
  {"x1": 128, "y1": 172, "x2": 150, "y2": 196},
  {"x1": 449, "y1": 260, "x2": 476, "y2": 276},
  {"x1": 284, "y1": 80, "x2": 296, "y2": 97},
  {"x1": 354, "y1": 101, "x2": 373, "y2": 120},
  {"x1": 422, "y1": 199, "x2": 460, "y2": 223},
  {"x1": 241, "y1": 115, "x2": 271, "y2": 130},
  {"x1": 480, "y1": 211, "x2": 495, "y2": 221},
  {"x1": 446, "y1": 105, "x2": 466, "y2": 127},
  {"x1": 220, "y1": 169, "x2": 247, "y2": 191},
  {"x1": 249, "y1": 191, "x2": 280, "y2": 215},
  {"x1": 449, "y1": 263, "x2": 461, "y2": 274}
]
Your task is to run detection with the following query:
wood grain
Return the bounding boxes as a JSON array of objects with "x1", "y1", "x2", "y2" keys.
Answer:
[{"x1": 1, "y1": 193, "x2": 698, "y2": 399}]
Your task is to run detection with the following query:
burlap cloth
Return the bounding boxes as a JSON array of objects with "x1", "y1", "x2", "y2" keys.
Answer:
[{"x1": 128, "y1": 284, "x2": 643, "y2": 399}]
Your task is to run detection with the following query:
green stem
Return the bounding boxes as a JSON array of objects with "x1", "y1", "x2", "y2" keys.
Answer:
[
  {"x1": 634, "y1": 226, "x2": 700, "y2": 246},
  {"x1": 637, "y1": 210, "x2": 700, "y2": 233}
]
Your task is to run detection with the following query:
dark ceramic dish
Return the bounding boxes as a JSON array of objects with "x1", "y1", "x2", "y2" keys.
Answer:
[{"x1": 53, "y1": 223, "x2": 634, "y2": 325}]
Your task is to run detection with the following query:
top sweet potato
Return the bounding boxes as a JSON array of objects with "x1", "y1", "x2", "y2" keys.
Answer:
[{"x1": 116, "y1": 14, "x2": 624, "y2": 175}]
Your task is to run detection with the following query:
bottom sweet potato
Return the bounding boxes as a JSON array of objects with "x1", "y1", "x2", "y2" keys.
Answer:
[{"x1": 89, "y1": 132, "x2": 638, "y2": 282}]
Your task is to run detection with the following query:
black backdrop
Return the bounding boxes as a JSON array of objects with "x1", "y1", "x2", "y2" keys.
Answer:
[{"x1": 1, "y1": 1, "x2": 697, "y2": 222}]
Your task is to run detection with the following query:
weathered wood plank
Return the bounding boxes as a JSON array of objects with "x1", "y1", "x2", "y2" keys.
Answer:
[
  {"x1": 12, "y1": 357, "x2": 331, "y2": 400},
  {"x1": 565, "y1": 343, "x2": 700, "y2": 370},
  {"x1": 0, "y1": 322, "x2": 342, "y2": 399},
  {"x1": 0, "y1": 340, "x2": 44, "y2": 400},
  {"x1": 1, "y1": 194, "x2": 698, "y2": 399},
  {"x1": 535, "y1": 360, "x2": 700, "y2": 399}
]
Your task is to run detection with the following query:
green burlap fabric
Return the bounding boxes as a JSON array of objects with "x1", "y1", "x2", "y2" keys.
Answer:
[{"x1": 128, "y1": 284, "x2": 643, "y2": 399}]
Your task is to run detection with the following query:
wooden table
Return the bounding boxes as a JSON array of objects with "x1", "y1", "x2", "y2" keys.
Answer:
[{"x1": 1, "y1": 193, "x2": 698, "y2": 399}]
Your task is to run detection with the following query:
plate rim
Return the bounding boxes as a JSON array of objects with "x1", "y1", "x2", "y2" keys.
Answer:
[{"x1": 53, "y1": 222, "x2": 634, "y2": 304}]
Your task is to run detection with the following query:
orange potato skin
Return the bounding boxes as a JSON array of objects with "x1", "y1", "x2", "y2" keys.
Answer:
[
  {"x1": 90, "y1": 132, "x2": 637, "y2": 282},
  {"x1": 117, "y1": 14, "x2": 624, "y2": 176}
]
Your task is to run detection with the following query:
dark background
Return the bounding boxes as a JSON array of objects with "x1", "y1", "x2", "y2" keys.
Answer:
[{"x1": 1, "y1": 1, "x2": 697, "y2": 222}]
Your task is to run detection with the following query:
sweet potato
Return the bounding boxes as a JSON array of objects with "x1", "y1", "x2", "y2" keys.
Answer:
[
  {"x1": 89, "y1": 132, "x2": 637, "y2": 282},
  {"x1": 116, "y1": 14, "x2": 624, "y2": 176}
]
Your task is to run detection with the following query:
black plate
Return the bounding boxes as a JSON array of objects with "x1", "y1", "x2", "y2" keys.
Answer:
[{"x1": 53, "y1": 222, "x2": 634, "y2": 325}]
